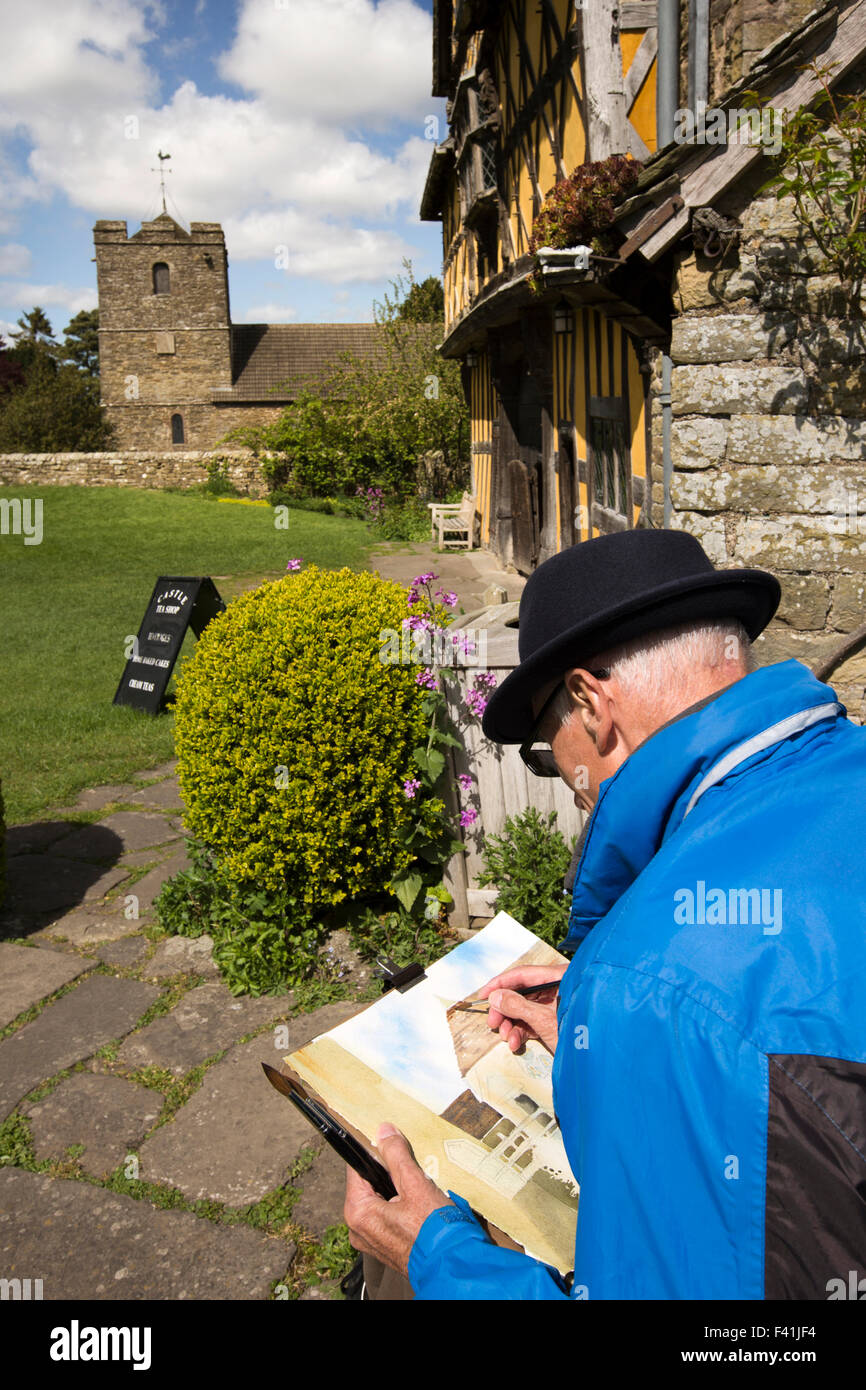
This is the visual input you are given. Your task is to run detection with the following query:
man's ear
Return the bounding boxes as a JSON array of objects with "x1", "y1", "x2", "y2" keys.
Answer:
[{"x1": 565, "y1": 668, "x2": 614, "y2": 752}]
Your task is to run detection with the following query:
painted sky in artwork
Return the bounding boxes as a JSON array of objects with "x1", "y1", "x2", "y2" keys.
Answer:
[{"x1": 323, "y1": 913, "x2": 542, "y2": 1113}]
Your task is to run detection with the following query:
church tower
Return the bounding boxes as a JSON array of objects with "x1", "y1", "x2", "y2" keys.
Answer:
[{"x1": 93, "y1": 214, "x2": 233, "y2": 450}]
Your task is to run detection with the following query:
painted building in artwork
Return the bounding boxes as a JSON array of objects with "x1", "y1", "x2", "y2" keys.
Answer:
[
  {"x1": 437, "y1": 945, "x2": 579, "y2": 1206},
  {"x1": 93, "y1": 212, "x2": 388, "y2": 452}
]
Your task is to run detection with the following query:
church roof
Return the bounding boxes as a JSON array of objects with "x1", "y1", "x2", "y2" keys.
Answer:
[{"x1": 213, "y1": 323, "x2": 391, "y2": 403}]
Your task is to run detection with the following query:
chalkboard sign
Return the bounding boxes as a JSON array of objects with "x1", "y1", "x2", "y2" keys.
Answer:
[{"x1": 113, "y1": 576, "x2": 226, "y2": 714}]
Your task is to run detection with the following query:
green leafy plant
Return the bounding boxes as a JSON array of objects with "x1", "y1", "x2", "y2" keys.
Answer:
[
  {"x1": 479, "y1": 807, "x2": 576, "y2": 947},
  {"x1": 348, "y1": 899, "x2": 454, "y2": 971},
  {"x1": 200, "y1": 457, "x2": 242, "y2": 497},
  {"x1": 155, "y1": 839, "x2": 326, "y2": 994},
  {"x1": 759, "y1": 62, "x2": 866, "y2": 293}
]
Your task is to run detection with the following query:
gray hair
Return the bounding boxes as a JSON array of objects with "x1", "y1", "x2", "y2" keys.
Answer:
[{"x1": 552, "y1": 619, "x2": 754, "y2": 727}]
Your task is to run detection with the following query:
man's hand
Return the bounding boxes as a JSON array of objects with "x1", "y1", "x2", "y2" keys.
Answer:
[
  {"x1": 343, "y1": 1123, "x2": 454, "y2": 1278},
  {"x1": 477, "y1": 962, "x2": 568, "y2": 1055}
]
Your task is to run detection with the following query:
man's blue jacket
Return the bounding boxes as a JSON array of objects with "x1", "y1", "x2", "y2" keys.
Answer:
[{"x1": 407, "y1": 659, "x2": 866, "y2": 1299}]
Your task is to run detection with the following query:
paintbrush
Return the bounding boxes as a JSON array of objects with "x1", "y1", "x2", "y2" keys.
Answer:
[{"x1": 451, "y1": 979, "x2": 563, "y2": 1012}]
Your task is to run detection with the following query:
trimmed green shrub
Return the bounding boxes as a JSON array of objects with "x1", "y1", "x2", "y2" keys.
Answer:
[{"x1": 173, "y1": 565, "x2": 432, "y2": 915}]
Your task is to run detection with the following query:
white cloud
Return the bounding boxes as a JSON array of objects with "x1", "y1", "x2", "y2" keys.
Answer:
[
  {"x1": 0, "y1": 245, "x2": 32, "y2": 276},
  {"x1": 0, "y1": 319, "x2": 20, "y2": 347},
  {"x1": 0, "y1": 282, "x2": 98, "y2": 317},
  {"x1": 241, "y1": 303, "x2": 297, "y2": 322},
  {"x1": 0, "y1": 0, "x2": 441, "y2": 290},
  {"x1": 223, "y1": 205, "x2": 416, "y2": 282},
  {"x1": 220, "y1": 0, "x2": 432, "y2": 128}
]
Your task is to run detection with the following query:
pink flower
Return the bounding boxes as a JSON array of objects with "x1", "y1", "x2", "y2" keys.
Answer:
[
  {"x1": 459, "y1": 808, "x2": 478, "y2": 827},
  {"x1": 412, "y1": 572, "x2": 438, "y2": 587},
  {"x1": 285, "y1": 558, "x2": 302, "y2": 571},
  {"x1": 435, "y1": 588, "x2": 459, "y2": 608},
  {"x1": 403, "y1": 778, "x2": 422, "y2": 798},
  {"x1": 415, "y1": 669, "x2": 437, "y2": 689},
  {"x1": 458, "y1": 774, "x2": 473, "y2": 791}
]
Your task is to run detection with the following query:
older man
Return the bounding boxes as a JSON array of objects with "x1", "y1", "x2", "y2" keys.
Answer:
[{"x1": 345, "y1": 529, "x2": 866, "y2": 1299}]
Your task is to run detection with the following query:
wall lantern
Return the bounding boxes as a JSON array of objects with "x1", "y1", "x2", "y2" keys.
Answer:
[
  {"x1": 465, "y1": 349, "x2": 479, "y2": 368},
  {"x1": 554, "y1": 299, "x2": 574, "y2": 333}
]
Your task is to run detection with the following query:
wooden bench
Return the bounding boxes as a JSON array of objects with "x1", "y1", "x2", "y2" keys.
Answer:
[{"x1": 428, "y1": 492, "x2": 478, "y2": 550}]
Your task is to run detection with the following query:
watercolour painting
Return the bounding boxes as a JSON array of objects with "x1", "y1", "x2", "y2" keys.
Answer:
[{"x1": 286, "y1": 912, "x2": 579, "y2": 1272}]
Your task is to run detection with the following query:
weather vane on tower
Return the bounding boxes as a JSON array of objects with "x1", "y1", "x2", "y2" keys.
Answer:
[{"x1": 152, "y1": 151, "x2": 172, "y2": 214}]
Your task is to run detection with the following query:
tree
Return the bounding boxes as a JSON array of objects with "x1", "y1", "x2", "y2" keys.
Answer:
[
  {"x1": 230, "y1": 263, "x2": 468, "y2": 498},
  {"x1": 0, "y1": 360, "x2": 113, "y2": 451},
  {"x1": 0, "y1": 305, "x2": 112, "y2": 451},
  {"x1": 394, "y1": 275, "x2": 445, "y2": 323},
  {"x1": 0, "y1": 350, "x2": 26, "y2": 398},
  {"x1": 10, "y1": 306, "x2": 54, "y2": 346},
  {"x1": 62, "y1": 308, "x2": 100, "y2": 377}
]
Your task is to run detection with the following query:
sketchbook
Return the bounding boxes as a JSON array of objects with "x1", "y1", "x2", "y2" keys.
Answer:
[{"x1": 284, "y1": 911, "x2": 578, "y2": 1273}]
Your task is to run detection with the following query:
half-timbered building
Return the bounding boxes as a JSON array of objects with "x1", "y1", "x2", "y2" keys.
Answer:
[
  {"x1": 421, "y1": 1, "x2": 669, "y2": 573},
  {"x1": 421, "y1": 0, "x2": 857, "y2": 578}
]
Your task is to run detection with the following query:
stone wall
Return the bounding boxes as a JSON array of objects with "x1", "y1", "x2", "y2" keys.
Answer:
[
  {"x1": 650, "y1": 188, "x2": 866, "y2": 719},
  {"x1": 676, "y1": 0, "x2": 818, "y2": 107},
  {"x1": 0, "y1": 450, "x2": 269, "y2": 497}
]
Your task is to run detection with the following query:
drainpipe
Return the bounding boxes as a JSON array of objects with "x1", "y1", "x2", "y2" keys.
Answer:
[{"x1": 657, "y1": 0, "x2": 679, "y2": 528}]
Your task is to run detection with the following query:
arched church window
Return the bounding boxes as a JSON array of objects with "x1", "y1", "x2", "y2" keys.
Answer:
[
  {"x1": 171, "y1": 413, "x2": 184, "y2": 444},
  {"x1": 153, "y1": 262, "x2": 170, "y2": 295}
]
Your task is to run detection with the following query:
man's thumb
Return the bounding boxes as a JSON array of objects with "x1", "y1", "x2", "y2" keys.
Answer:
[{"x1": 375, "y1": 1123, "x2": 419, "y2": 1187}]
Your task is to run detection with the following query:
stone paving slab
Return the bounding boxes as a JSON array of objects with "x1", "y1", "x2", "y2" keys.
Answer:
[
  {"x1": 34, "y1": 901, "x2": 150, "y2": 947},
  {"x1": 2, "y1": 854, "x2": 128, "y2": 921},
  {"x1": 126, "y1": 780, "x2": 185, "y2": 812},
  {"x1": 131, "y1": 761, "x2": 178, "y2": 782},
  {"x1": 0, "y1": 1169, "x2": 293, "y2": 1299},
  {"x1": 0, "y1": 943, "x2": 90, "y2": 1030},
  {"x1": 60, "y1": 812, "x2": 180, "y2": 859},
  {"x1": 292, "y1": 1139, "x2": 348, "y2": 1239},
  {"x1": 23, "y1": 1073, "x2": 163, "y2": 1178},
  {"x1": 95, "y1": 937, "x2": 150, "y2": 968},
  {"x1": 0, "y1": 975, "x2": 160, "y2": 1121},
  {"x1": 139, "y1": 1001, "x2": 362, "y2": 1206},
  {"x1": 117, "y1": 981, "x2": 292, "y2": 1077},
  {"x1": 125, "y1": 847, "x2": 192, "y2": 916},
  {"x1": 140, "y1": 934, "x2": 219, "y2": 981},
  {"x1": 66, "y1": 784, "x2": 144, "y2": 814},
  {"x1": 5, "y1": 822, "x2": 77, "y2": 856},
  {"x1": 369, "y1": 540, "x2": 526, "y2": 612}
]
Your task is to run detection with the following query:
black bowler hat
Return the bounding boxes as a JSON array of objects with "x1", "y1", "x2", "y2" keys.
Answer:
[{"x1": 481, "y1": 529, "x2": 781, "y2": 744}]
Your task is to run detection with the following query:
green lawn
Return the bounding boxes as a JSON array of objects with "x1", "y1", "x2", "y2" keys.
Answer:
[{"x1": 0, "y1": 487, "x2": 373, "y2": 824}]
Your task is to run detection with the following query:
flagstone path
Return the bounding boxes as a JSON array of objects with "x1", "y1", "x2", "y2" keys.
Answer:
[
  {"x1": 0, "y1": 760, "x2": 374, "y2": 1301},
  {"x1": 0, "y1": 541, "x2": 521, "y2": 1301}
]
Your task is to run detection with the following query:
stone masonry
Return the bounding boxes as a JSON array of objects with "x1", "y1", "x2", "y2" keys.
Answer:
[
  {"x1": 94, "y1": 215, "x2": 244, "y2": 451},
  {"x1": 0, "y1": 450, "x2": 269, "y2": 495},
  {"x1": 649, "y1": 181, "x2": 866, "y2": 720}
]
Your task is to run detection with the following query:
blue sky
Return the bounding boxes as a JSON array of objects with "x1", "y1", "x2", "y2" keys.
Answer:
[
  {"x1": 0, "y1": 0, "x2": 446, "y2": 345},
  {"x1": 325, "y1": 914, "x2": 540, "y2": 1113}
]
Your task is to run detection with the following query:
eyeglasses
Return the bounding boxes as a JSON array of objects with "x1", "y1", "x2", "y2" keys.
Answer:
[{"x1": 519, "y1": 669, "x2": 611, "y2": 778}]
